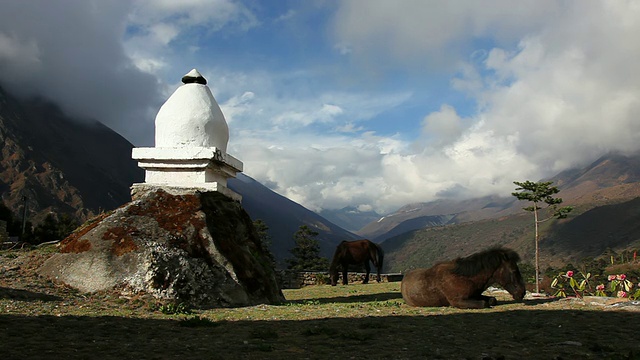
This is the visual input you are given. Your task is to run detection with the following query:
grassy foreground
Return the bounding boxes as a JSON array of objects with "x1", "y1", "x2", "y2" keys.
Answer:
[{"x1": 2, "y1": 248, "x2": 640, "y2": 359}]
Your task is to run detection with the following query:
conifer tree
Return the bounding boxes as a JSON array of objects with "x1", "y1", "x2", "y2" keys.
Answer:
[
  {"x1": 512, "y1": 180, "x2": 573, "y2": 293},
  {"x1": 253, "y1": 219, "x2": 277, "y2": 269},
  {"x1": 286, "y1": 225, "x2": 329, "y2": 271}
]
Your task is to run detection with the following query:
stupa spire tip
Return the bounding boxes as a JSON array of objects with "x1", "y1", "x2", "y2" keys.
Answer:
[{"x1": 181, "y1": 68, "x2": 207, "y2": 85}]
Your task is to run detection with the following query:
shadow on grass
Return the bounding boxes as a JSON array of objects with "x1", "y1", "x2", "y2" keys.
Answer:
[
  {"x1": 522, "y1": 297, "x2": 563, "y2": 306},
  {"x1": 2, "y1": 310, "x2": 640, "y2": 359},
  {"x1": 0, "y1": 287, "x2": 62, "y2": 302},
  {"x1": 286, "y1": 291, "x2": 403, "y2": 305}
]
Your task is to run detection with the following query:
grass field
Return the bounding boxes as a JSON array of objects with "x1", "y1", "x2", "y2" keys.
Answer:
[{"x1": 2, "y1": 248, "x2": 640, "y2": 359}]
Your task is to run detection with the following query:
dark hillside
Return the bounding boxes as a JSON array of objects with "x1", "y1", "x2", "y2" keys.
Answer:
[
  {"x1": 383, "y1": 214, "x2": 533, "y2": 273},
  {"x1": 0, "y1": 86, "x2": 143, "y2": 222},
  {"x1": 545, "y1": 196, "x2": 640, "y2": 260},
  {"x1": 384, "y1": 196, "x2": 640, "y2": 273},
  {"x1": 228, "y1": 173, "x2": 358, "y2": 263}
]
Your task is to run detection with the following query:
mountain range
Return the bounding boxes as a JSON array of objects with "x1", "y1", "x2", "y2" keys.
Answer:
[
  {"x1": 358, "y1": 153, "x2": 640, "y2": 243},
  {"x1": 376, "y1": 153, "x2": 640, "y2": 272},
  {"x1": 2, "y1": 84, "x2": 640, "y2": 272}
]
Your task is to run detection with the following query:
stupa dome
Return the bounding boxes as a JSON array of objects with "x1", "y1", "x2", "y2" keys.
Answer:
[{"x1": 155, "y1": 69, "x2": 229, "y2": 151}]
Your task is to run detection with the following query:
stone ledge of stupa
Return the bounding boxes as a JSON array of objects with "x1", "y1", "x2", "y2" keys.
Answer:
[
  {"x1": 131, "y1": 146, "x2": 243, "y2": 202},
  {"x1": 132, "y1": 146, "x2": 243, "y2": 172},
  {"x1": 130, "y1": 183, "x2": 241, "y2": 202}
]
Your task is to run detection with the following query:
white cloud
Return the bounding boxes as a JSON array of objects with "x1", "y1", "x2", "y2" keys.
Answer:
[
  {"x1": 331, "y1": 0, "x2": 562, "y2": 69},
  {"x1": 0, "y1": 33, "x2": 41, "y2": 71},
  {"x1": 2, "y1": 1, "x2": 639, "y2": 217},
  {"x1": 124, "y1": 0, "x2": 259, "y2": 76},
  {"x1": 417, "y1": 104, "x2": 465, "y2": 150},
  {"x1": 284, "y1": 0, "x2": 639, "y2": 214}
]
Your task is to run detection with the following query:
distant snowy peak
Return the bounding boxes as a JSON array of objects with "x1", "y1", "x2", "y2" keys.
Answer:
[{"x1": 319, "y1": 206, "x2": 381, "y2": 234}]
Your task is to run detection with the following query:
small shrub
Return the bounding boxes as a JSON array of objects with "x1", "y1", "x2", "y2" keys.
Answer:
[
  {"x1": 551, "y1": 270, "x2": 593, "y2": 297},
  {"x1": 315, "y1": 273, "x2": 329, "y2": 285},
  {"x1": 154, "y1": 302, "x2": 192, "y2": 315}
]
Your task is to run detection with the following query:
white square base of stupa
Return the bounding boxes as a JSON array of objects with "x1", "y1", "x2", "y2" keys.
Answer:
[{"x1": 131, "y1": 147, "x2": 243, "y2": 202}]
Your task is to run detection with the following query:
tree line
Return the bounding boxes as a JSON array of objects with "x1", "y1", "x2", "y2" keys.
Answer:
[
  {"x1": 254, "y1": 220, "x2": 329, "y2": 271},
  {"x1": 0, "y1": 202, "x2": 78, "y2": 244}
]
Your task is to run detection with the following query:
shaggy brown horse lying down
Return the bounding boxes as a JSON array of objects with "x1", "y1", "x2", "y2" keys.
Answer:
[{"x1": 401, "y1": 247, "x2": 526, "y2": 309}]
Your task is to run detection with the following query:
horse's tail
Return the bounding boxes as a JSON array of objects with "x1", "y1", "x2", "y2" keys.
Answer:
[
  {"x1": 366, "y1": 240, "x2": 383, "y2": 270},
  {"x1": 374, "y1": 242, "x2": 384, "y2": 271}
]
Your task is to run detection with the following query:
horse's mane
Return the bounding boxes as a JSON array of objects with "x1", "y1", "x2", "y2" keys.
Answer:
[{"x1": 452, "y1": 247, "x2": 520, "y2": 277}]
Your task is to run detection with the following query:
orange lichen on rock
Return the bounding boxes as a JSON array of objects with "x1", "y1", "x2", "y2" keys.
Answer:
[
  {"x1": 127, "y1": 190, "x2": 209, "y2": 257},
  {"x1": 129, "y1": 190, "x2": 205, "y2": 234},
  {"x1": 102, "y1": 226, "x2": 139, "y2": 256},
  {"x1": 60, "y1": 239, "x2": 92, "y2": 253},
  {"x1": 58, "y1": 212, "x2": 110, "y2": 253}
]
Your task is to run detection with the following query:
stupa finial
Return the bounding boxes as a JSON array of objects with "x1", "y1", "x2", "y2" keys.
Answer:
[{"x1": 181, "y1": 69, "x2": 207, "y2": 85}]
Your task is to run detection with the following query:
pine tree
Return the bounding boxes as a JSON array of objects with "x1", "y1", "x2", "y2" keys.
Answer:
[
  {"x1": 253, "y1": 219, "x2": 277, "y2": 269},
  {"x1": 34, "y1": 214, "x2": 60, "y2": 243},
  {"x1": 33, "y1": 213, "x2": 78, "y2": 244},
  {"x1": 286, "y1": 225, "x2": 329, "y2": 271},
  {"x1": 512, "y1": 180, "x2": 573, "y2": 293}
]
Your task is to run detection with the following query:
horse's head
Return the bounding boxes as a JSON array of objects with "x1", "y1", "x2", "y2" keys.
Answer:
[
  {"x1": 329, "y1": 242, "x2": 349, "y2": 286},
  {"x1": 329, "y1": 264, "x2": 339, "y2": 286},
  {"x1": 495, "y1": 253, "x2": 526, "y2": 301},
  {"x1": 329, "y1": 261, "x2": 339, "y2": 286}
]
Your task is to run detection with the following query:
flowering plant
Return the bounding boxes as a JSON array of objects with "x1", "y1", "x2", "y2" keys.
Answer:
[
  {"x1": 553, "y1": 271, "x2": 640, "y2": 299},
  {"x1": 598, "y1": 274, "x2": 638, "y2": 300},
  {"x1": 551, "y1": 270, "x2": 591, "y2": 298}
]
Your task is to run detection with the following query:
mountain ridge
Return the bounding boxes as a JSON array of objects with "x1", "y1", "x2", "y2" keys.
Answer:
[{"x1": 357, "y1": 152, "x2": 640, "y2": 243}]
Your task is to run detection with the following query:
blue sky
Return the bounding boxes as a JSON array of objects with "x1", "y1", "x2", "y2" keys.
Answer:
[{"x1": 1, "y1": 1, "x2": 639, "y2": 214}]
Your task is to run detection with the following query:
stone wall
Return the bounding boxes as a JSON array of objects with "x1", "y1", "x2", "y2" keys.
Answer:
[{"x1": 278, "y1": 270, "x2": 403, "y2": 289}]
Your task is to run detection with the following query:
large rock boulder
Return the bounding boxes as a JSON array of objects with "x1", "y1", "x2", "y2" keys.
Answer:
[{"x1": 38, "y1": 187, "x2": 284, "y2": 308}]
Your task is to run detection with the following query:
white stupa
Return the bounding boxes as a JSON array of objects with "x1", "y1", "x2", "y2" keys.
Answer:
[{"x1": 131, "y1": 69, "x2": 243, "y2": 201}]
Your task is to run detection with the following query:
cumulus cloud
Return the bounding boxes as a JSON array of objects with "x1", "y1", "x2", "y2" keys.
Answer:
[
  {"x1": 212, "y1": 0, "x2": 637, "y2": 214},
  {"x1": 125, "y1": 0, "x2": 259, "y2": 76},
  {"x1": 304, "y1": 0, "x2": 640, "y2": 213},
  {"x1": 331, "y1": 0, "x2": 563, "y2": 70}
]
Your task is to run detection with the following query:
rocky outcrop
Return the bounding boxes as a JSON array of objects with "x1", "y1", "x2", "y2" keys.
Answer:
[{"x1": 38, "y1": 187, "x2": 285, "y2": 308}]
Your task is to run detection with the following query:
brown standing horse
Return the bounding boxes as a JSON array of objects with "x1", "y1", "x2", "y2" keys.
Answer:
[
  {"x1": 330, "y1": 239, "x2": 384, "y2": 286},
  {"x1": 401, "y1": 247, "x2": 526, "y2": 308}
]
